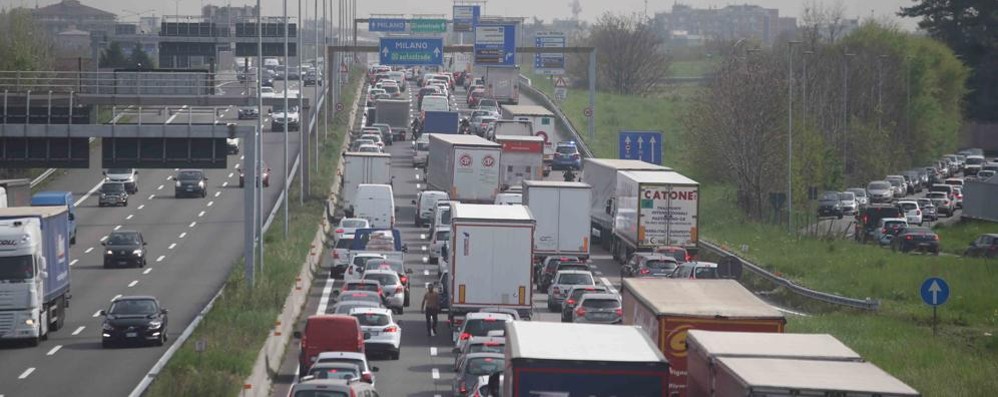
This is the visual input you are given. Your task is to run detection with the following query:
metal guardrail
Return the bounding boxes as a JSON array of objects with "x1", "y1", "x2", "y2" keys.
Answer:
[{"x1": 521, "y1": 73, "x2": 880, "y2": 311}]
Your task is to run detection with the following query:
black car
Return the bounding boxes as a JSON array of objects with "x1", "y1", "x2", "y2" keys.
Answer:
[
  {"x1": 237, "y1": 107, "x2": 259, "y2": 120},
  {"x1": 817, "y1": 191, "x2": 844, "y2": 219},
  {"x1": 891, "y1": 227, "x2": 940, "y2": 254},
  {"x1": 260, "y1": 77, "x2": 275, "y2": 87},
  {"x1": 964, "y1": 233, "x2": 998, "y2": 258},
  {"x1": 98, "y1": 182, "x2": 129, "y2": 207},
  {"x1": 100, "y1": 295, "x2": 168, "y2": 347},
  {"x1": 855, "y1": 204, "x2": 904, "y2": 243},
  {"x1": 173, "y1": 169, "x2": 208, "y2": 198},
  {"x1": 102, "y1": 230, "x2": 147, "y2": 268}
]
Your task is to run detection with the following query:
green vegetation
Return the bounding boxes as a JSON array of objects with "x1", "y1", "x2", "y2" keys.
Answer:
[
  {"x1": 667, "y1": 60, "x2": 716, "y2": 78},
  {"x1": 934, "y1": 219, "x2": 997, "y2": 255},
  {"x1": 146, "y1": 70, "x2": 362, "y2": 396}
]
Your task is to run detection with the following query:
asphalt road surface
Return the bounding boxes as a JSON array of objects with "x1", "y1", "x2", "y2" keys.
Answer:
[{"x1": 0, "y1": 78, "x2": 310, "y2": 396}]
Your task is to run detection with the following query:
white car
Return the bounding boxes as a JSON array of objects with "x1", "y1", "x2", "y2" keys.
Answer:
[
  {"x1": 103, "y1": 168, "x2": 139, "y2": 194},
  {"x1": 345, "y1": 253, "x2": 385, "y2": 282},
  {"x1": 494, "y1": 193, "x2": 522, "y2": 205},
  {"x1": 429, "y1": 226, "x2": 450, "y2": 265},
  {"x1": 349, "y1": 307, "x2": 401, "y2": 360},
  {"x1": 357, "y1": 144, "x2": 383, "y2": 153},
  {"x1": 362, "y1": 269, "x2": 406, "y2": 314},
  {"x1": 312, "y1": 351, "x2": 378, "y2": 385},
  {"x1": 334, "y1": 218, "x2": 370, "y2": 241},
  {"x1": 260, "y1": 86, "x2": 277, "y2": 98},
  {"x1": 453, "y1": 312, "x2": 513, "y2": 351},
  {"x1": 897, "y1": 200, "x2": 923, "y2": 226},
  {"x1": 837, "y1": 191, "x2": 857, "y2": 214},
  {"x1": 330, "y1": 234, "x2": 354, "y2": 278}
]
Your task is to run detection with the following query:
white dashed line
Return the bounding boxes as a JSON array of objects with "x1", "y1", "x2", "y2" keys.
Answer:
[
  {"x1": 137, "y1": 204, "x2": 145, "y2": 210},
  {"x1": 179, "y1": 232, "x2": 187, "y2": 239},
  {"x1": 157, "y1": 184, "x2": 164, "y2": 190},
  {"x1": 316, "y1": 277, "x2": 335, "y2": 315},
  {"x1": 594, "y1": 271, "x2": 604, "y2": 276},
  {"x1": 599, "y1": 277, "x2": 618, "y2": 294},
  {"x1": 72, "y1": 326, "x2": 85, "y2": 336},
  {"x1": 165, "y1": 175, "x2": 171, "y2": 181},
  {"x1": 222, "y1": 182, "x2": 229, "y2": 188},
  {"x1": 424, "y1": 269, "x2": 430, "y2": 276},
  {"x1": 198, "y1": 211, "x2": 206, "y2": 217},
  {"x1": 431, "y1": 368, "x2": 440, "y2": 379},
  {"x1": 189, "y1": 221, "x2": 197, "y2": 228},
  {"x1": 46, "y1": 345, "x2": 62, "y2": 356},
  {"x1": 421, "y1": 246, "x2": 427, "y2": 251},
  {"x1": 148, "y1": 194, "x2": 155, "y2": 200},
  {"x1": 240, "y1": 155, "x2": 245, "y2": 160},
  {"x1": 214, "y1": 191, "x2": 221, "y2": 197},
  {"x1": 207, "y1": 201, "x2": 214, "y2": 207},
  {"x1": 143, "y1": 268, "x2": 152, "y2": 275},
  {"x1": 70, "y1": 259, "x2": 78, "y2": 267},
  {"x1": 416, "y1": 174, "x2": 421, "y2": 180},
  {"x1": 127, "y1": 280, "x2": 138, "y2": 288},
  {"x1": 74, "y1": 180, "x2": 104, "y2": 206},
  {"x1": 18, "y1": 367, "x2": 35, "y2": 379},
  {"x1": 156, "y1": 255, "x2": 165, "y2": 262},
  {"x1": 126, "y1": 214, "x2": 134, "y2": 220},
  {"x1": 430, "y1": 347, "x2": 438, "y2": 356},
  {"x1": 228, "y1": 172, "x2": 234, "y2": 178},
  {"x1": 416, "y1": 183, "x2": 421, "y2": 189},
  {"x1": 112, "y1": 294, "x2": 121, "y2": 301},
  {"x1": 100, "y1": 235, "x2": 108, "y2": 242},
  {"x1": 92, "y1": 310, "x2": 101, "y2": 317},
  {"x1": 113, "y1": 225, "x2": 122, "y2": 231},
  {"x1": 84, "y1": 247, "x2": 94, "y2": 254},
  {"x1": 168, "y1": 243, "x2": 177, "y2": 250}
]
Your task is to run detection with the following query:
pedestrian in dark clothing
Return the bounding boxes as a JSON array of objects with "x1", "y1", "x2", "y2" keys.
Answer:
[{"x1": 422, "y1": 286, "x2": 440, "y2": 336}]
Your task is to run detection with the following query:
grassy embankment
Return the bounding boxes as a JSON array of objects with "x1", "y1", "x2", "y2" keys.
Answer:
[
  {"x1": 145, "y1": 70, "x2": 362, "y2": 396},
  {"x1": 527, "y1": 65, "x2": 998, "y2": 395}
]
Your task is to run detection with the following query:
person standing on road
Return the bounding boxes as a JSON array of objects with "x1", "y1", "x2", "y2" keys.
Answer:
[{"x1": 421, "y1": 286, "x2": 441, "y2": 336}]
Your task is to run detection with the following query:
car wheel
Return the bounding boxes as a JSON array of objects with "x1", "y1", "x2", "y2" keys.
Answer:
[
  {"x1": 391, "y1": 350, "x2": 400, "y2": 360},
  {"x1": 202, "y1": 191, "x2": 207, "y2": 198},
  {"x1": 102, "y1": 340, "x2": 111, "y2": 349},
  {"x1": 398, "y1": 306, "x2": 404, "y2": 315}
]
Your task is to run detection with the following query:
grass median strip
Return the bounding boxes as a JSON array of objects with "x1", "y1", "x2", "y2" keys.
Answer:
[
  {"x1": 529, "y1": 70, "x2": 998, "y2": 395},
  {"x1": 145, "y1": 70, "x2": 362, "y2": 397}
]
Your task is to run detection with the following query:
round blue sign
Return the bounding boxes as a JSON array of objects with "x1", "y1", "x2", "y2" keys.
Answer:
[{"x1": 920, "y1": 277, "x2": 950, "y2": 307}]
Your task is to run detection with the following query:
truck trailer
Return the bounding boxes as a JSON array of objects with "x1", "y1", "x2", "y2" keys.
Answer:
[
  {"x1": 0, "y1": 179, "x2": 31, "y2": 208},
  {"x1": 341, "y1": 152, "x2": 392, "y2": 213},
  {"x1": 503, "y1": 321, "x2": 670, "y2": 397},
  {"x1": 483, "y1": 66, "x2": 520, "y2": 105},
  {"x1": 448, "y1": 203, "x2": 534, "y2": 322},
  {"x1": 710, "y1": 357, "x2": 920, "y2": 396},
  {"x1": 494, "y1": 135, "x2": 544, "y2": 190},
  {"x1": 374, "y1": 99, "x2": 410, "y2": 140},
  {"x1": 620, "y1": 278, "x2": 786, "y2": 397},
  {"x1": 522, "y1": 180, "x2": 591, "y2": 259},
  {"x1": 428, "y1": 134, "x2": 502, "y2": 203},
  {"x1": 613, "y1": 170, "x2": 700, "y2": 262},
  {"x1": 0, "y1": 206, "x2": 72, "y2": 345},
  {"x1": 582, "y1": 159, "x2": 671, "y2": 251}
]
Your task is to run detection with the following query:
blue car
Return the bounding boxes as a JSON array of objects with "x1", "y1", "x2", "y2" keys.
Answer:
[{"x1": 551, "y1": 141, "x2": 582, "y2": 171}]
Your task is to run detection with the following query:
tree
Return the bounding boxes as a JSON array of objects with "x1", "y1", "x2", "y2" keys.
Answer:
[
  {"x1": 127, "y1": 43, "x2": 153, "y2": 69},
  {"x1": 900, "y1": 0, "x2": 998, "y2": 121},
  {"x1": 572, "y1": 13, "x2": 670, "y2": 95},
  {"x1": 0, "y1": 8, "x2": 53, "y2": 71},
  {"x1": 99, "y1": 42, "x2": 127, "y2": 69}
]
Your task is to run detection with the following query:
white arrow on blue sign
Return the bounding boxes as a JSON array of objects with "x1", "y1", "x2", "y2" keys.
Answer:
[
  {"x1": 379, "y1": 37, "x2": 444, "y2": 66},
  {"x1": 920, "y1": 277, "x2": 950, "y2": 306},
  {"x1": 618, "y1": 131, "x2": 663, "y2": 165}
]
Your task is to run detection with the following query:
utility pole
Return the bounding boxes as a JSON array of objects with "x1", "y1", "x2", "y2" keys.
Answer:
[
  {"x1": 283, "y1": 0, "x2": 290, "y2": 238},
  {"x1": 801, "y1": 50, "x2": 813, "y2": 128},
  {"x1": 877, "y1": 54, "x2": 888, "y2": 131},
  {"x1": 787, "y1": 40, "x2": 801, "y2": 234},
  {"x1": 842, "y1": 52, "x2": 854, "y2": 172},
  {"x1": 314, "y1": 0, "x2": 320, "y2": 174}
]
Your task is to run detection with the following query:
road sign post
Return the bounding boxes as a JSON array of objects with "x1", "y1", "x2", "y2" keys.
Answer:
[
  {"x1": 379, "y1": 37, "x2": 444, "y2": 66},
  {"x1": 920, "y1": 277, "x2": 950, "y2": 336},
  {"x1": 534, "y1": 31, "x2": 566, "y2": 75},
  {"x1": 474, "y1": 22, "x2": 517, "y2": 67},
  {"x1": 618, "y1": 131, "x2": 663, "y2": 165}
]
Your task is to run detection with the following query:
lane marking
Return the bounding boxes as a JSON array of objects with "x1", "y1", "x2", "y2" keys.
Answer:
[
  {"x1": 128, "y1": 280, "x2": 138, "y2": 288},
  {"x1": 126, "y1": 214, "x2": 134, "y2": 220},
  {"x1": 430, "y1": 347, "x2": 437, "y2": 356},
  {"x1": 148, "y1": 194, "x2": 155, "y2": 200},
  {"x1": 164, "y1": 175, "x2": 172, "y2": 181},
  {"x1": 228, "y1": 172, "x2": 234, "y2": 178},
  {"x1": 85, "y1": 247, "x2": 94, "y2": 254},
  {"x1": 157, "y1": 185, "x2": 164, "y2": 190},
  {"x1": 168, "y1": 243, "x2": 177, "y2": 250},
  {"x1": 73, "y1": 180, "x2": 104, "y2": 206},
  {"x1": 599, "y1": 277, "x2": 619, "y2": 294},
  {"x1": 189, "y1": 221, "x2": 197, "y2": 228},
  {"x1": 207, "y1": 201, "x2": 214, "y2": 207},
  {"x1": 164, "y1": 105, "x2": 189, "y2": 124},
  {"x1": 46, "y1": 345, "x2": 62, "y2": 356},
  {"x1": 100, "y1": 235, "x2": 108, "y2": 242},
  {"x1": 179, "y1": 232, "x2": 187, "y2": 239},
  {"x1": 112, "y1": 294, "x2": 121, "y2": 301},
  {"x1": 156, "y1": 255, "x2": 165, "y2": 262},
  {"x1": 198, "y1": 210, "x2": 206, "y2": 217},
  {"x1": 18, "y1": 367, "x2": 35, "y2": 379},
  {"x1": 113, "y1": 225, "x2": 122, "y2": 231},
  {"x1": 70, "y1": 259, "x2": 78, "y2": 266},
  {"x1": 92, "y1": 310, "x2": 101, "y2": 317},
  {"x1": 316, "y1": 277, "x2": 335, "y2": 315},
  {"x1": 424, "y1": 269, "x2": 430, "y2": 276},
  {"x1": 222, "y1": 181, "x2": 229, "y2": 188},
  {"x1": 214, "y1": 191, "x2": 221, "y2": 197},
  {"x1": 143, "y1": 268, "x2": 152, "y2": 275},
  {"x1": 72, "y1": 326, "x2": 85, "y2": 336},
  {"x1": 431, "y1": 368, "x2": 440, "y2": 379},
  {"x1": 137, "y1": 204, "x2": 145, "y2": 210}
]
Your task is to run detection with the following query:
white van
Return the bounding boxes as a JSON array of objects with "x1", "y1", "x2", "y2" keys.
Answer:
[
  {"x1": 413, "y1": 190, "x2": 449, "y2": 227},
  {"x1": 353, "y1": 184, "x2": 395, "y2": 228},
  {"x1": 428, "y1": 200, "x2": 455, "y2": 232}
]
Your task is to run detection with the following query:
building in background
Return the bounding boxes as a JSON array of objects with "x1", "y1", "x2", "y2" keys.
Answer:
[
  {"x1": 32, "y1": 0, "x2": 115, "y2": 39},
  {"x1": 654, "y1": 4, "x2": 797, "y2": 47}
]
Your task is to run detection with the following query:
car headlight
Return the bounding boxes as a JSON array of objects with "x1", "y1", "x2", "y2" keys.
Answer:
[
  {"x1": 133, "y1": 249, "x2": 143, "y2": 256},
  {"x1": 198, "y1": 181, "x2": 205, "y2": 187},
  {"x1": 175, "y1": 181, "x2": 182, "y2": 187},
  {"x1": 106, "y1": 250, "x2": 114, "y2": 255},
  {"x1": 147, "y1": 320, "x2": 162, "y2": 329},
  {"x1": 102, "y1": 322, "x2": 114, "y2": 331},
  {"x1": 25, "y1": 318, "x2": 35, "y2": 326}
]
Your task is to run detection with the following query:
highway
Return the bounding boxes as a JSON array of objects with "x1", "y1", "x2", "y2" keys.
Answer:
[
  {"x1": 269, "y1": 77, "x2": 628, "y2": 396},
  {"x1": 0, "y1": 78, "x2": 310, "y2": 396}
]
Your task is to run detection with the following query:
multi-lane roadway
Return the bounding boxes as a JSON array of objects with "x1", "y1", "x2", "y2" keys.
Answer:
[{"x1": 0, "y1": 78, "x2": 310, "y2": 397}]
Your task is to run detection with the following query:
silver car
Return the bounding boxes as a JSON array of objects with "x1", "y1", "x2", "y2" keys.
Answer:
[
  {"x1": 104, "y1": 168, "x2": 139, "y2": 194},
  {"x1": 867, "y1": 181, "x2": 894, "y2": 203},
  {"x1": 838, "y1": 191, "x2": 858, "y2": 214},
  {"x1": 571, "y1": 293, "x2": 623, "y2": 324},
  {"x1": 546, "y1": 270, "x2": 596, "y2": 311},
  {"x1": 885, "y1": 175, "x2": 907, "y2": 197},
  {"x1": 846, "y1": 188, "x2": 869, "y2": 208},
  {"x1": 362, "y1": 270, "x2": 405, "y2": 314}
]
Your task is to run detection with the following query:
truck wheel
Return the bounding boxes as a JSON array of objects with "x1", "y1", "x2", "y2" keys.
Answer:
[{"x1": 53, "y1": 298, "x2": 65, "y2": 331}]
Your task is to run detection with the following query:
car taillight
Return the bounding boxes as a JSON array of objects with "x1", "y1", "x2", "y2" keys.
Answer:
[
  {"x1": 916, "y1": 210, "x2": 921, "y2": 215},
  {"x1": 361, "y1": 372, "x2": 373, "y2": 383},
  {"x1": 335, "y1": 228, "x2": 344, "y2": 234},
  {"x1": 575, "y1": 307, "x2": 587, "y2": 317},
  {"x1": 400, "y1": 276, "x2": 408, "y2": 284},
  {"x1": 460, "y1": 332, "x2": 471, "y2": 340},
  {"x1": 333, "y1": 250, "x2": 340, "y2": 259},
  {"x1": 384, "y1": 325, "x2": 399, "y2": 333},
  {"x1": 685, "y1": 253, "x2": 692, "y2": 262},
  {"x1": 640, "y1": 268, "x2": 650, "y2": 275},
  {"x1": 459, "y1": 382, "x2": 468, "y2": 394},
  {"x1": 566, "y1": 299, "x2": 575, "y2": 306},
  {"x1": 882, "y1": 228, "x2": 887, "y2": 233},
  {"x1": 906, "y1": 235, "x2": 913, "y2": 240},
  {"x1": 615, "y1": 308, "x2": 623, "y2": 316}
]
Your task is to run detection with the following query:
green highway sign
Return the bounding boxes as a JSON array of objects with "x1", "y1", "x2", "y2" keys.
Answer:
[{"x1": 410, "y1": 19, "x2": 447, "y2": 33}]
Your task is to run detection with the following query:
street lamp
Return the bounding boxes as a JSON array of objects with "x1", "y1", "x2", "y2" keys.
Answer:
[
  {"x1": 877, "y1": 54, "x2": 888, "y2": 131},
  {"x1": 787, "y1": 40, "x2": 801, "y2": 234},
  {"x1": 842, "y1": 51, "x2": 855, "y2": 172},
  {"x1": 801, "y1": 50, "x2": 813, "y2": 127}
]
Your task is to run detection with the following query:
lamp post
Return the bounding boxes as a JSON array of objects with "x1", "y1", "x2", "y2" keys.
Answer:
[
  {"x1": 842, "y1": 51, "x2": 854, "y2": 171},
  {"x1": 801, "y1": 50, "x2": 813, "y2": 127},
  {"x1": 877, "y1": 54, "x2": 888, "y2": 131},
  {"x1": 787, "y1": 40, "x2": 801, "y2": 234},
  {"x1": 282, "y1": 0, "x2": 290, "y2": 237}
]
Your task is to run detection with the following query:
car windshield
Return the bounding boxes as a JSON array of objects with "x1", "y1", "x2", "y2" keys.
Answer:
[
  {"x1": 927, "y1": 192, "x2": 946, "y2": 199},
  {"x1": 885, "y1": 221, "x2": 906, "y2": 229},
  {"x1": 365, "y1": 260, "x2": 404, "y2": 274},
  {"x1": 344, "y1": 282, "x2": 379, "y2": 292},
  {"x1": 821, "y1": 192, "x2": 839, "y2": 200},
  {"x1": 107, "y1": 232, "x2": 140, "y2": 245},
  {"x1": 464, "y1": 318, "x2": 508, "y2": 337},
  {"x1": 469, "y1": 342, "x2": 505, "y2": 354},
  {"x1": 838, "y1": 192, "x2": 855, "y2": 200},
  {"x1": 333, "y1": 302, "x2": 377, "y2": 314},
  {"x1": 849, "y1": 189, "x2": 867, "y2": 197},
  {"x1": 900, "y1": 203, "x2": 918, "y2": 211},
  {"x1": 435, "y1": 230, "x2": 450, "y2": 241},
  {"x1": 478, "y1": 100, "x2": 498, "y2": 108},
  {"x1": 693, "y1": 266, "x2": 719, "y2": 279},
  {"x1": 967, "y1": 157, "x2": 985, "y2": 165},
  {"x1": 334, "y1": 238, "x2": 353, "y2": 249},
  {"x1": 272, "y1": 104, "x2": 298, "y2": 113},
  {"x1": 177, "y1": 171, "x2": 203, "y2": 181},
  {"x1": 903, "y1": 227, "x2": 933, "y2": 235},
  {"x1": 869, "y1": 182, "x2": 890, "y2": 190},
  {"x1": 440, "y1": 207, "x2": 452, "y2": 224},
  {"x1": 558, "y1": 264, "x2": 589, "y2": 272},
  {"x1": 570, "y1": 288, "x2": 606, "y2": 301},
  {"x1": 307, "y1": 366, "x2": 359, "y2": 381},
  {"x1": 416, "y1": 141, "x2": 430, "y2": 150},
  {"x1": 109, "y1": 299, "x2": 158, "y2": 315},
  {"x1": 556, "y1": 145, "x2": 577, "y2": 154},
  {"x1": 645, "y1": 260, "x2": 677, "y2": 271},
  {"x1": 101, "y1": 183, "x2": 125, "y2": 193},
  {"x1": 364, "y1": 273, "x2": 398, "y2": 287},
  {"x1": 465, "y1": 357, "x2": 504, "y2": 376},
  {"x1": 582, "y1": 299, "x2": 620, "y2": 309},
  {"x1": 353, "y1": 312, "x2": 390, "y2": 326},
  {"x1": 340, "y1": 292, "x2": 381, "y2": 303},
  {"x1": 0, "y1": 255, "x2": 34, "y2": 280},
  {"x1": 107, "y1": 168, "x2": 131, "y2": 174},
  {"x1": 557, "y1": 273, "x2": 594, "y2": 285}
]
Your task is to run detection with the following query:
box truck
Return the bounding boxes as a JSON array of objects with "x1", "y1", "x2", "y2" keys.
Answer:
[
  {"x1": 613, "y1": 170, "x2": 700, "y2": 262},
  {"x1": 428, "y1": 135, "x2": 502, "y2": 203},
  {"x1": 0, "y1": 179, "x2": 31, "y2": 208},
  {"x1": 494, "y1": 135, "x2": 544, "y2": 190},
  {"x1": 422, "y1": 111, "x2": 460, "y2": 134},
  {"x1": 620, "y1": 278, "x2": 786, "y2": 397},
  {"x1": 374, "y1": 99, "x2": 409, "y2": 140},
  {"x1": 341, "y1": 152, "x2": 391, "y2": 213},
  {"x1": 522, "y1": 181, "x2": 591, "y2": 260},
  {"x1": 710, "y1": 357, "x2": 920, "y2": 396},
  {"x1": 448, "y1": 203, "x2": 534, "y2": 322},
  {"x1": 484, "y1": 66, "x2": 519, "y2": 105},
  {"x1": 582, "y1": 159, "x2": 671, "y2": 251},
  {"x1": 686, "y1": 330, "x2": 864, "y2": 397},
  {"x1": 503, "y1": 321, "x2": 670, "y2": 397},
  {"x1": 0, "y1": 207, "x2": 72, "y2": 345}
]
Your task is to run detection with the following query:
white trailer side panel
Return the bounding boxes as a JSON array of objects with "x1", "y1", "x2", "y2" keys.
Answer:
[
  {"x1": 452, "y1": 222, "x2": 533, "y2": 309},
  {"x1": 342, "y1": 153, "x2": 392, "y2": 209},
  {"x1": 524, "y1": 182, "x2": 591, "y2": 256}
]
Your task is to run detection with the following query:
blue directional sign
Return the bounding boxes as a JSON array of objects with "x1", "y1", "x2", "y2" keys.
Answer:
[
  {"x1": 452, "y1": 5, "x2": 480, "y2": 32},
  {"x1": 379, "y1": 37, "x2": 444, "y2": 66},
  {"x1": 534, "y1": 32, "x2": 566, "y2": 75},
  {"x1": 474, "y1": 22, "x2": 517, "y2": 67},
  {"x1": 619, "y1": 131, "x2": 664, "y2": 165},
  {"x1": 368, "y1": 18, "x2": 407, "y2": 32},
  {"x1": 920, "y1": 277, "x2": 950, "y2": 306}
]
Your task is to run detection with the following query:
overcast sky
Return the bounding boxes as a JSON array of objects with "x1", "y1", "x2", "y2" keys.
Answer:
[{"x1": 20, "y1": 0, "x2": 919, "y2": 29}]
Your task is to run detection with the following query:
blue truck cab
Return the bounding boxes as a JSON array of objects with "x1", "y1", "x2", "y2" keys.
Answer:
[{"x1": 31, "y1": 192, "x2": 77, "y2": 245}]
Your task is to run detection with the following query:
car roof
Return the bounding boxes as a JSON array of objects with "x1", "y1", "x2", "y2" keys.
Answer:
[
  {"x1": 348, "y1": 307, "x2": 392, "y2": 316},
  {"x1": 897, "y1": 200, "x2": 918, "y2": 204},
  {"x1": 507, "y1": 322, "x2": 667, "y2": 363},
  {"x1": 881, "y1": 218, "x2": 907, "y2": 223},
  {"x1": 467, "y1": 336, "x2": 506, "y2": 344},
  {"x1": 464, "y1": 312, "x2": 513, "y2": 321},
  {"x1": 683, "y1": 261, "x2": 718, "y2": 268},
  {"x1": 579, "y1": 293, "x2": 620, "y2": 301},
  {"x1": 463, "y1": 352, "x2": 505, "y2": 360},
  {"x1": 622, "y1": 279, "x2": 784, "y2": 319},
  {"x1": 113, "y1": 295, "x2": 158, "y2": 302},
  {"x1": 555, "y1": 270, "x2": 592, "y2": 275},
  {"x1": 344, "y1": 279, "x2": 380, "y2": 285},
  {"x1": 110, "y1": 229, "x2": 140, "y2": 235},
  {"x1": 363, "y1": 269, "x2": 399, "y2": 277}
]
